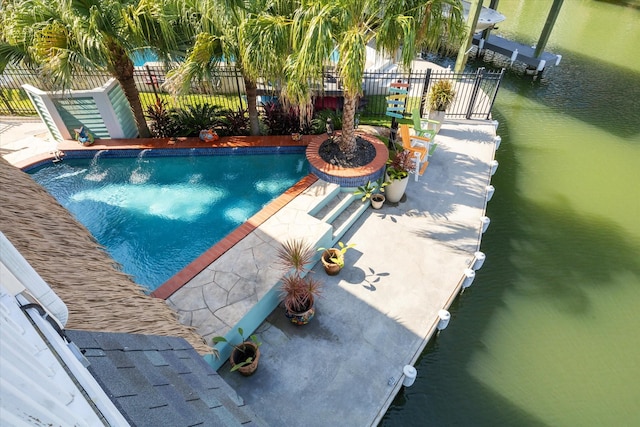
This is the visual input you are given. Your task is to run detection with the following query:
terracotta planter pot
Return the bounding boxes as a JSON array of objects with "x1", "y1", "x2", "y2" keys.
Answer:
[
  {"x1": 371, "y1": 194, "x2": 385, "y2": 209},
  {"x1": 230, "y1": 342, "x2": 260, "y2": 376},
  {"x1": 285, "y1": 296, "x2": 316, "y2": 325},
  {"x1": 321, "y1": 248, "x2": 343, "y2": 275}
]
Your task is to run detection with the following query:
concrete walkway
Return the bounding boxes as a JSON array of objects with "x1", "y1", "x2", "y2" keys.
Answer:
[
  {"x1": 0, "y1": 116, "x2": 56, "y2": 165},
  {"x1": 2, "y1": 116, "x2": 499, "y2": 426},
  {"x1": 217, "y1": 120, "x2": 498, "y2": 426}
]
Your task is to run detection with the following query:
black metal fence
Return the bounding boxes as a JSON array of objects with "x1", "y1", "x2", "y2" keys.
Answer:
[{"x1": 0, "y1": 64, "x2": 504, "y2": 120}]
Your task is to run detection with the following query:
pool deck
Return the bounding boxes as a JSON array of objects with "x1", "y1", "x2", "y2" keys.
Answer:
[{"x1": 1, "y1": 116, "x2": 499, "y2": 426}]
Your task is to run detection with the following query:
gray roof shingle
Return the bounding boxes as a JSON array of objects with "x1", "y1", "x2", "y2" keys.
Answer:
[{"x1": 65, "y1": 330, "x2": 266, "y2": 427}]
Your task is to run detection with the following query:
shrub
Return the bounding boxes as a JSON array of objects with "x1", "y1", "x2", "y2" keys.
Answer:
[
  {"x1": 145, "y1": 98, "x2": 178, "y2": 138},
  {"x1": 172, "y1": 103, "x2": 225, "y2": 137},
  {"x1": 261, "y1": 101, "x2": 300, "y2": 135},
  {"x1": 310, "y1": 109, "x2": 343, "y2": 134},
  {"x1": 218, "y1": 108, "x2": 250, "y2": 136}
]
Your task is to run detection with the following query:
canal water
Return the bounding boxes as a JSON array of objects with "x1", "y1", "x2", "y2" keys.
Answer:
[{"x1": 382, "y1": 0, "x2": 640, "y2": 425}]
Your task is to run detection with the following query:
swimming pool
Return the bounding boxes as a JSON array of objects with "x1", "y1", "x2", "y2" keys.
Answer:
[{"x1": 28, "y1": 149, "x2": 308, "y2": 291}]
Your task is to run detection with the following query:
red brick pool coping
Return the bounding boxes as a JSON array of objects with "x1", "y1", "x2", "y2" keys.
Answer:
[{"x1": 19, "y1": 132, "x2": 387, "y2": 300}]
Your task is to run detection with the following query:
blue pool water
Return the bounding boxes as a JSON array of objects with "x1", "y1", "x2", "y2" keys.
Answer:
[
  {"x1": 29, "y1": 150, "x2": 308, "y2": 291},
  {"x1": 131, "y1": 50, "x2": 158, "y2": 67},
  {"x1": 131, "y1": 49, "x2": 233, "y2": 67}
]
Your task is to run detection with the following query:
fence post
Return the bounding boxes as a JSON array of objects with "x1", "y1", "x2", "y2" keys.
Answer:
[
  {"x1": 321, "y1": 66, "x2": 327, "y2": 110},
  {"x1": 419, "y1": 68, "x2": 432, "y2": 116},
  {"x1": 145, "y1": 65, "x2": 160, "y2": 102},
  {"x1": 465, "y1": 67, "x2": 485, "y2": 119},
  {"x1": 234, "y1": 69, "x2": 244, "y2": 110},
  {"x1": 486, "y1": 68, "x2": 506, "y2": 120}
]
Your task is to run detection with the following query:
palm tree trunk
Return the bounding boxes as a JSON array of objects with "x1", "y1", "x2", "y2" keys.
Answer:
[
  {"x1": 109, "y1": 42, "x2": 151, "y2": 138},
  {"x1": 339, "y1": 93, "x2": 358, "y2": 155},
  {"x1": 244, "y1": 76, "x2": 260, "y2": 136}
]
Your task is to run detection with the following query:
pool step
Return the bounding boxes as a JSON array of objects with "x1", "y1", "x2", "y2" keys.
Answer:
[
  {"x1": 310, "y1": 189, "x2": 369, "y2": 245},
  {"x1": 307, "y1": 184, "x2": 342, "y2": 217},
  {"x1": 329, "y1": 197, "x2": 369, "y2": 244},
  {"x1": 313, "y1": 191, "x2": 356, "y2": 224}
]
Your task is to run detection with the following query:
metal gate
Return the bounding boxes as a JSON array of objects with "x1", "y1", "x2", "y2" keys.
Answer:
[
  {"x1": 360, "y1": 67, "x2": 505, "y2": 120},
  {"x1": 424, "y1": 68, "x2": 505, "y2": 120}
]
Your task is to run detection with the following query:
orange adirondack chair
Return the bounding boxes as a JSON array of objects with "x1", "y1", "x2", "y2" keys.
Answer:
[{"x1": 398, "y1": 124, "x2": 431, "y2": 179}]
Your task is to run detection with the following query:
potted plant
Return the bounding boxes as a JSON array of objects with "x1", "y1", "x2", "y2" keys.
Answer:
[
  {"x1": 212, "y1": 327, "x2": 262, "y2": 376},
  {"x1": 426, "y1": 79, "x2": 456, "y2": 132},
  {"x1": 384, "y1": 150, "x2": 415, "y2": 203},
  {"x1": 277, "y1": 239, "x2": 323, "y2": 325},
  {"x1": 317, "y1": 241, "x2": 356, "y2": 276},
  {"x1": 354, "y1": 178, "x2": 388, "y2": 209},
  {"x1": 370, "y1": 192, "x2": 385, "y2": 209}
]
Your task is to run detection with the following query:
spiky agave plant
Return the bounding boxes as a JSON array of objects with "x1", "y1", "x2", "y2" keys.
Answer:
[
  {"x1": 277, "y1": 238, "x2": 314, "y2": 275},
  {"x1": 280, "y1": 275, "x2": 323, "y2": 313},
  {"x1": 277, "y1": 239, "x2": 322, "y2": 314}
]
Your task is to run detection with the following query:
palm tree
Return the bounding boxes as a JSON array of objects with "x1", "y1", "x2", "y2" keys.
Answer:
[
  {"x1": 290, "y1": 0, "x2": 465, "y2": 155},
  {"x1": 167, "y1": 0, "x2": 299, "y2": 136},
  {"x1": 0, "y1": 0, "x2": 187, "y2": 138}
]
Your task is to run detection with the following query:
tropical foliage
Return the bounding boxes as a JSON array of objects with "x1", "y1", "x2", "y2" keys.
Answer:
[
  {"x1": 145, "y1": 100, "x2": 250, "y2": 137},
  {"x1": 166, "y1": 0, "x2": 299, "y2": 136},
  {"x1": 1, "y1": 0, "x2": 465, "y2": 144},
  {"x1": 386, "y1": 150, "x2": 416, "y2": 181},
  {"x1": 261, "y1": 101, "x2": 302, "y2": 136},
  {"x1": 310, "y1": 109, "x2": 343, "y2": 134},
  {"x1": 288, "y1": 0, "x2": 465, "y2": 154},
  {"x1": 145, "y1": 99, "x2": 179, "y2": 138},
  {"x1": 0, "y1": 0, "x2": 190, "y2": 137},
  {"x1": 219, "y1": 109, "x2": 250, "y2": 136}
]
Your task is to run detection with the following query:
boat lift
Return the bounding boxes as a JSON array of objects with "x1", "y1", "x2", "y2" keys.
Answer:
[{"x1": 455, "y1": 0, "x2": 564, "y2": 76}]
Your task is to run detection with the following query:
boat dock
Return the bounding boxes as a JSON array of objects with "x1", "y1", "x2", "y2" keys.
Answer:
[{"x1": 473, "y1": 33, "x2": 562, "y2": 74}]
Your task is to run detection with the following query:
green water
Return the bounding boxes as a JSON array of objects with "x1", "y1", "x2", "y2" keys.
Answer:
[{"x1": 382, "y1": 0, "x2": 640, "y2": 425}]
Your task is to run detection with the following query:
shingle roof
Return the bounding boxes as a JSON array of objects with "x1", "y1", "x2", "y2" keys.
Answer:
[{"x1": 66, "y1": 330, "x2": 266, "y2": 427}]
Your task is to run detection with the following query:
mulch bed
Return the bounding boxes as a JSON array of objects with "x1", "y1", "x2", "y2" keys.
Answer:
[{"x1": 318, "y1": 136, "x2": 376, "y2": 168}]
